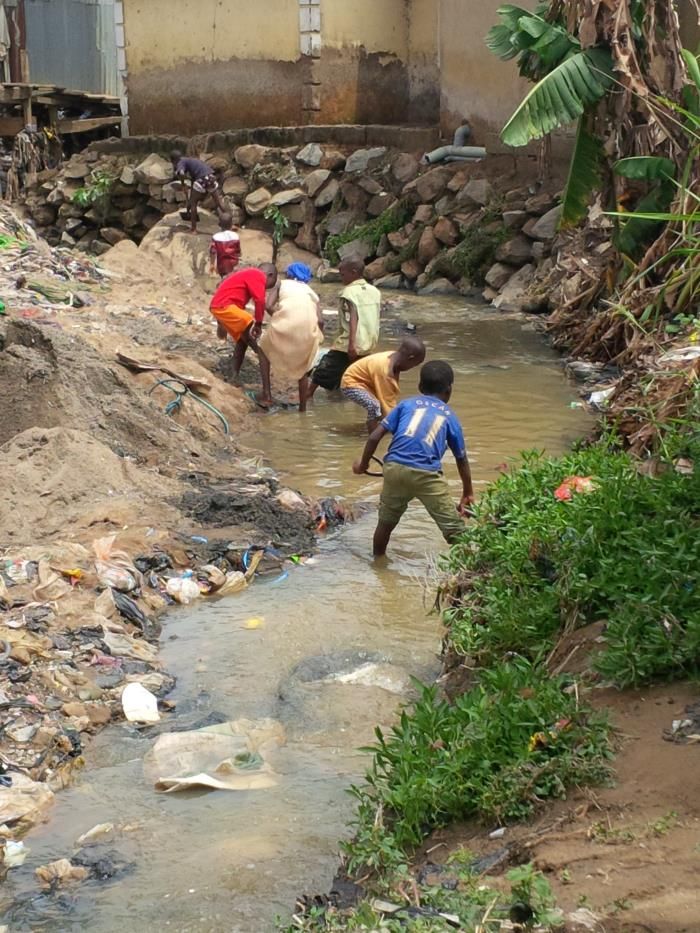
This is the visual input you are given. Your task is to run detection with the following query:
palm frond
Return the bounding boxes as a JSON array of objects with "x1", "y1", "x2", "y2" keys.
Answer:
[
  {"x1": 560, "y1": 118, "x2": 604, "y2": 227},
  {"x1": 501, "y1": 48, "x2": 613, "y2": 148}
]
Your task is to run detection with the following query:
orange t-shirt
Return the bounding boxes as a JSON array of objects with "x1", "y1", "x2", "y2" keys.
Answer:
[{"x1": 341, "y1": 351, "x2": 400, "y2": 416}]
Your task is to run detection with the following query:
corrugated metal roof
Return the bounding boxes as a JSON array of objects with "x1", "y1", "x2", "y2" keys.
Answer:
[{"x1": 25, "y1": 0, "x2": 118, "y2": 96}]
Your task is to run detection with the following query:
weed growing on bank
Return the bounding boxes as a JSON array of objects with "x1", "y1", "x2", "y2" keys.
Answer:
[
  {"x1": 343, "y1": 659, "x2": 612, "y2": 874},
  {"x1": 280, "y1": 860, "x2": 564, "y2": 931},
  {"x1": 441, "y1": 431, "x2": 700, "y2": 687}
]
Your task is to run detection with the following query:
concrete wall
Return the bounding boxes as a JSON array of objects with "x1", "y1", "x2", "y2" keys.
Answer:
[
  {"x1": 123, "y1": 0, "x2": 441, "y2": 134},
  {"x1": 439, "y1": 0, "x2": 536, "y2": 146},
  {"x1": 123, "y1": 0, "x2": 304, "y2": 134}
]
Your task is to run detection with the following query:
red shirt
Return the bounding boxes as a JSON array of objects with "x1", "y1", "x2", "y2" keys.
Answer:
[{"x1": 210, "y1": 267, "x2": 267, "y2": 322}]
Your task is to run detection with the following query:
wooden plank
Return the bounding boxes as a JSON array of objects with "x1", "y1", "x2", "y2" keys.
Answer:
[
  {"x1": 0, "y1": 116, "x2": 25, "y2": 135},
  {"x1": 56, "y1": 115, "x2": 121, "y2": 134},
  {"x1": 0, "y1": 86, "x2": 31, "y2": 103}
]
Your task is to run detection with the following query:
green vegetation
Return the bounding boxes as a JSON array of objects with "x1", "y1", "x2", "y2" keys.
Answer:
[
  {"x1": 442, "y1": 430, "x2": 700, "y2": 687},
  {"x1": 428, "y1": 218, "x2": 509, "y2": 286},
  {"x1": 279, "y1": 861, "x2": 565, "y2": 931},
  {"x1": 72, "y1": 170, "x2": 115, "y2": 221},
  {"x1": 337, "y1": 420, "x2": 697, "y2": 887},
  {"x1": 343, "y1": 661, "x2": 612, "y2": 874},
  {"x1": 264, "y1": 204, "x2": 291, "y2": 260},
  {"x1": 324, "y1": 200, "x2": 412, "y2": 266}
]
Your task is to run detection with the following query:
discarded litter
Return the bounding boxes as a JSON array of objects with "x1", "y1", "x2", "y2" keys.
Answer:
[
  {"x1": 93, "y1": 535, "x2": 139, "y2": 593},
  {"x1": 0, "y1": 773, "x2": 54, "y2": 826},
  {"x1": 76, "y1": 822, "x2": 115, "y2": 846},
  {"x1": 3, "y1": 840, "x2": 29, "y2": 868},
  {"x1": 588, "y1": 386, "x2": 616, "y2": 410},
  {"x1": 35, "y1": 858, "x2": 89, "y2": 889},
  {"x1": 121, "y1": 683, "x2": 160, "y2": 724},
  {"x1": 145, "y1": 719, "x2": 283, "y2": 793},
  {"x1": 554, "y1": 475, "x2": 598, "y2": 501},
  {"x1": 243, "y1": 617, "x2": 264, "y2": 630},
  {"x1": 489, "y1": 827, "x2": 506, "y2": 839},
  {"x1": 166, "y1": 571, "x2": 201, "y2": 604}
]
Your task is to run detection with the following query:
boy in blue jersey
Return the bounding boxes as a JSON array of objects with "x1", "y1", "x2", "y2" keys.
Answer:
[{"x1": 353, "y1": 360, "x2": 475, "y2": 557}]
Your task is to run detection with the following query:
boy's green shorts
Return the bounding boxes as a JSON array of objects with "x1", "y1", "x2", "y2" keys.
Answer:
[{"x1": 378, "y1": 461, "x2": 465, "y2": 542}]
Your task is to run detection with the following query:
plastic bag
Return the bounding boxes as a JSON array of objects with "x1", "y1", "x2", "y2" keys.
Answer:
[
  {"x1": 166, "y1": 573, "x2": 201, "y2": 604},
  {"x1": 217, "y1": 571, "x2": 247, "y2": 596},
  {"x1": 93, "y1": 535, "x2": 139, "y2": 593},
  {"x1": 121, "y1": 682, "x2": 160, "y2": 724}
]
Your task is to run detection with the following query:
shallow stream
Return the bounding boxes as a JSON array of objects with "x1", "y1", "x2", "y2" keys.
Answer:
[{"x1": 1, "y1": 295, "x2": 591, "y2": 932}]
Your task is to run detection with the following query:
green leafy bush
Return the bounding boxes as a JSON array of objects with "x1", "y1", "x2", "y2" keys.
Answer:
[
  {"x1": 443, "y1": 432, "x2": 700, "y2": 686},
  {"x1": 324, "y1": 200, "x2": 412, "y2": 266},
  {"x1": 343, "y1": 659, "x2": 612, "y2": 872}
]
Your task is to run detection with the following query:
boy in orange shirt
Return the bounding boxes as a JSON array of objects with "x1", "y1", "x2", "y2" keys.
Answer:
[{"x1": 341, "y1": 336, "x2": 425, "y2": 432}]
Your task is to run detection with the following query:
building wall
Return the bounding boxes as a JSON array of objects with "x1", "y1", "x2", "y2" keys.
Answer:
[
  {"x1": 123, "y1": 0, "x2": 304, "y2": 135},
  {"x1": 438, "y1": 0, "x2": 536, "y2": 145},
  {"x1": 122, "y1": 0, "x2": 441, "y2": 134}
]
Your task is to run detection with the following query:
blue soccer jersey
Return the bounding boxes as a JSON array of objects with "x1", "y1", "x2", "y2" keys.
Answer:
[{"x1": 382, "y1": 396, "x2": 467, "y2": 472}]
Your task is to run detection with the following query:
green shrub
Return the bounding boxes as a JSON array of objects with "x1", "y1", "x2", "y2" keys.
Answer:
[
  {"x1": 442, "y1": 432, "x2": 700, "y2": 686},
  {"x1": 324, "y1": 200, "x2": 412, "y2": 265},
  {"x1": 343, "y1": 659, "x2": 612, "y2": 872}
]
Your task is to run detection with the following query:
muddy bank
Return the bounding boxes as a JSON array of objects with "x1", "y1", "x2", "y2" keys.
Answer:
[{"x1": 0, "y1": 205, "x2": 343, "y2": 851}]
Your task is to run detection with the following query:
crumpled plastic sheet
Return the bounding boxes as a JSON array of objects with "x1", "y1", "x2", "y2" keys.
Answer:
[
  {"x1": 0, "y1": 773, "x2": 54, "y2": 826},
  {"x1": 144, "y1": 719, "x2": 284, "y2": 793}
]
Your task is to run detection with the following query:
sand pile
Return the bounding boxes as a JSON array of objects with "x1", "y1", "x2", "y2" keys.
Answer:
[{"x1": 0, "y1": 427, "x2": 182, "y2": 545}]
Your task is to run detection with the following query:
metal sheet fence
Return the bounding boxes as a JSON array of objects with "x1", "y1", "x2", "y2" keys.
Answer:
[{"x1": 25, "y1": 0, "x2": 118, "y2": 95}]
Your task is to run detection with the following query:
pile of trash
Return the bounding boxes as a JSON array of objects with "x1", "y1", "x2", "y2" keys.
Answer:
[
  {"x1": 0, "y1": 531, "x2": 316, "y2": 840},
  {"x1": 0, "y1": 203, "x2": 110, "y2": 316}
]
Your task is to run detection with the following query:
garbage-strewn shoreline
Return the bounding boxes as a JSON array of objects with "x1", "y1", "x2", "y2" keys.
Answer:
[{"x1": 0, "y1": 203, "x2": 347, "y2": 858}]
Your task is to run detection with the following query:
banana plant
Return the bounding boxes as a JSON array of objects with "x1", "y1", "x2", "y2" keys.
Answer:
[{"x1": 488, "y1": 7, "x2": 612, "y2": 225}]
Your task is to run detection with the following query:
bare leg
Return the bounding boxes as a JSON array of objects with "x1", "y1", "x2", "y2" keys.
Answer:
[
  {"x1": 189, "y1": 189, "x2": 204, "y2": 232},
  {"x1": 298, "y1": 376, "x2": 309, "y2": 413},
  {"x1": 245, "y1": 327, "x2": 273, "y2": 406},
  {"x1": 367, "y1": 417, "x2": 381, "y2": 435},
  {"x1": 232, "y1": 337, "x2": 248, "y2": 380},
  {"x1": 373, "y1": 520, "x2": 397, "y2": 558},
  {"x1": 212, "y1": 188, "x2": 227, "y2": 219},
  {"x1": 305, "y1": 380, "x2": 321, "y2": 403}
]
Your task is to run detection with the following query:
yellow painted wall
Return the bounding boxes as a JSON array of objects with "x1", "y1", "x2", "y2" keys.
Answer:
[
  {"x1": 123, "y1": 0, "x2": 298, "y2": 73},
  {"x1": 439, "y1": 0, "x2": 536, "y2": 141},
  {"x1": 322, "y1": 0, "x2": 409, "y2": 54}
]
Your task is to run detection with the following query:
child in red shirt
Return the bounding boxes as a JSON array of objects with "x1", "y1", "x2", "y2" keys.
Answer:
[{"x1": 209, "y1": 213, "x2": 241, "y2": 278}]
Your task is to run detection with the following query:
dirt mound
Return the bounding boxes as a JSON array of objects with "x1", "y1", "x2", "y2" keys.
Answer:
[
  {"x1": 137, "y1": 212, "x2": 273, "y2": 286},
  {"x1": 0, "y1": 318, "x2": 250, "y2": 467},
  {"x1": 0, "y1": 426, "x2": 182, "y2": 545}
]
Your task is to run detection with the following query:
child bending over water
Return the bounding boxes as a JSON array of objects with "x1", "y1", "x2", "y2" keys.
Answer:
[
  {"x1": 353, "y1": 360, "x2": 475, "y2": 557},
  {"x1": 341, "y1": 337, "x2": 426, "y2": 433}
]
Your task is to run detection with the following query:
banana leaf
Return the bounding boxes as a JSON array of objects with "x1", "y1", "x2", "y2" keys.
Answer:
[
  {"x1": 560, "y1": 118, "x2": 604, "y2": 226},
  {"x1": 501, "y1": 48, "x2": 613, "y2": 147},
  {"x1": 614, "y1": 156, "x2": 676, "y2": 181}
]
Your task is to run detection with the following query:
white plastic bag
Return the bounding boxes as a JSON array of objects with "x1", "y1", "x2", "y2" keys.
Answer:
[
  {"x1": 93, "y1": 535, "x2": 138, "y2": 593},
  {"x1": 121, "y1": 682, "x2": 160, "y2": 724},
  {"x1": 166, "y1": 575, "x2": 201, "y2": 604}
]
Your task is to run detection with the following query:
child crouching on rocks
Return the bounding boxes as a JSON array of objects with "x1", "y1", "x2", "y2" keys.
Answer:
[{"x1": 353, "y1": 360, "x2": 475, "y2": 557}]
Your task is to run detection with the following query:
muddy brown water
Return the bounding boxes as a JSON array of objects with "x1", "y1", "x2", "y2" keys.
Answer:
[{"x1": 1, "y1": 295, "x2": 591, "y2": 932}]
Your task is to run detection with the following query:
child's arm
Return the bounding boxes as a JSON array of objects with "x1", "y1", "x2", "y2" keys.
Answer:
[
  {"x1": 209, "y1": 240, "x2": 217, "y2": 274},
  {"x1": 345, "y1": 300, "x2": 359, "y2": 360},
  {"x1": 455, "y1": 456, "x2": 475, "y2": 514},
  {"x1": 353, "y1": 424, "x2": 388, "y2": 474}
]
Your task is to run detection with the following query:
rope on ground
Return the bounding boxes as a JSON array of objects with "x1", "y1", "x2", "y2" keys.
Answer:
[{"x1": 148, "y1": 378, "x2": 230, "y2": 435}]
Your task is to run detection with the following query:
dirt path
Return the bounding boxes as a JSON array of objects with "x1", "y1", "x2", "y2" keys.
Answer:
[{"x1": 414, "y1": 683, "x2": 700, "y2": 931}]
